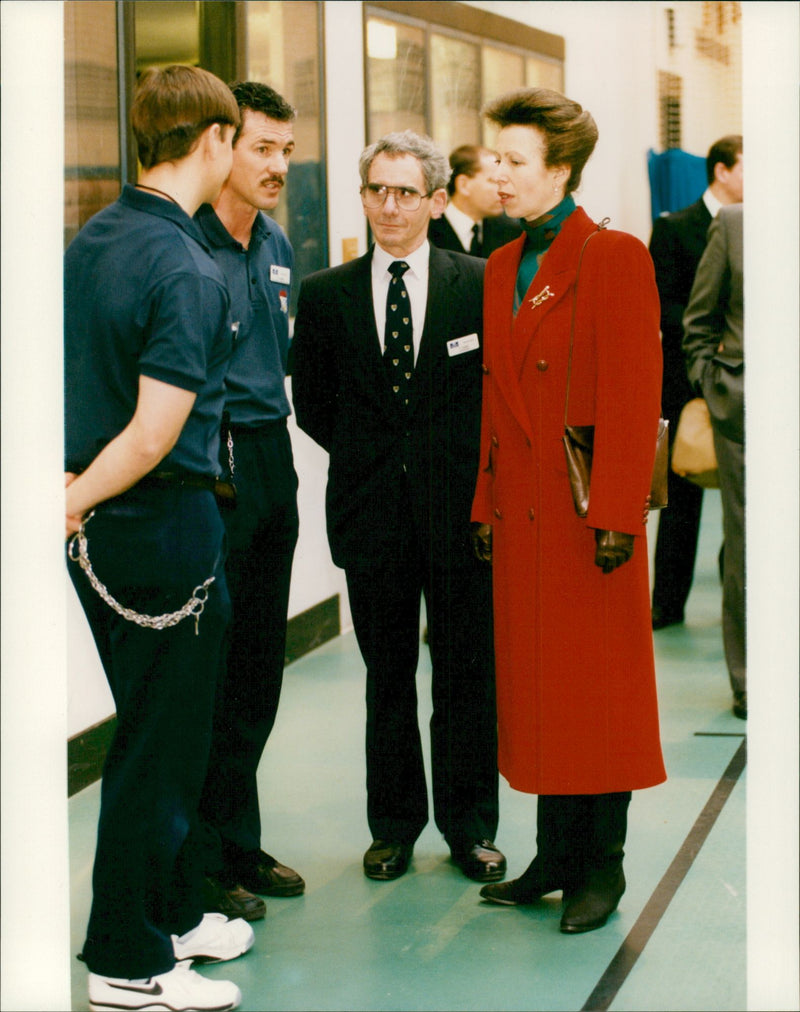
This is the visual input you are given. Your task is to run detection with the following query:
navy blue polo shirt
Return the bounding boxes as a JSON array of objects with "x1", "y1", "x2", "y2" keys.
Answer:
[
  {"x1": 65, "y1": 185, "x2": 234, "y2": 476},
  {"x1": 196, "y1": 204, "x2": 293, "y2": 426}
]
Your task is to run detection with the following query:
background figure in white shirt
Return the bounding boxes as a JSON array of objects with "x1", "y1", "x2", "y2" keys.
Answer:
[{"x1": 428, "y1": 144, "x2": 522, "y2": 258}]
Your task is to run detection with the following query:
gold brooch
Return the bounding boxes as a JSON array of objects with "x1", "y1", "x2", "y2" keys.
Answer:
[{"x1": 529, "y1": 285, "x2": 554, "y2": 309}]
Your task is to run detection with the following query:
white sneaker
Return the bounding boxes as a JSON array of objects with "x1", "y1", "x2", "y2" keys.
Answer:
[
  {"x1": 172, "y1": 912, "x2": 255, "y2": 964},
  {"x1": 88, "y1": 959, "x2": 241, "y2": 1011}
]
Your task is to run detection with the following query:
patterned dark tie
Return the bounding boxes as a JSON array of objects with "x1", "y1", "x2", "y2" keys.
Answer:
[
  {"x1": 384, "y1": 260, "x2": 414, "y2": 406},
  {"x1": 469, "y1": 222, "x2": 481, "y2": 256}
]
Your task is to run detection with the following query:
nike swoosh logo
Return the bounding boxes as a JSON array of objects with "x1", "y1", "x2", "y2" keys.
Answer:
[{"x1": 109, "y1": 980, "x2": 164, "y2": 995}]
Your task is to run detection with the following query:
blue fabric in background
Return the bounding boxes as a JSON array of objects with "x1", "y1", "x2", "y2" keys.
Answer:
[{"x1": 647, "y1": 148, "x2": 707, "y2": 221}]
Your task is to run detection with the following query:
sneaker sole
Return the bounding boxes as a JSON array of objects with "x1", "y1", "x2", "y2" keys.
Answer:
[{"x1": 90, "y1": 1003, "x2": 238, "y2": 1012}]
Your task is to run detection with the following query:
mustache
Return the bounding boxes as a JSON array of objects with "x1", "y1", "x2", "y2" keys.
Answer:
[{"x1": 262, "y1": 175, "x2": 285, "y2": 187}]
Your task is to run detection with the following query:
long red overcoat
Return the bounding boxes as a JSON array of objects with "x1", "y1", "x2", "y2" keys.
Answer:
[{"x1": 472, "y1": 206, "x2": 667, "y2": 796}]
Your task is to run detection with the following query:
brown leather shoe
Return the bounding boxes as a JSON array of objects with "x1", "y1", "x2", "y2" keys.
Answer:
[
  {"x1": 234, "y1": 850, "x2": 305, "y2": 897},
  {"x1": 363, "y1": 840, "x2": 413, "y2": 880},
  {"x1": 202, "y1": 876, "x2": 266, "y2": 922},
  {"x1": 451, "y1": 840, "x2": 506, "y2": 883},
  {"x1": 732, "y1": 691, "x2": 747, "y2": 719}
]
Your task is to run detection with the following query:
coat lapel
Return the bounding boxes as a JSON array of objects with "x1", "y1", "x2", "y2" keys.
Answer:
[
  {"x1": 405, "y1": 245, "x2": 459, "y2": 416},
  {"x1": 489, "y1": 209, "x2": 597, "y2": 439},
  {"x1": 340, "y1": 251, "x2": 401, "y2": 412},
  {"x1": 511, "y1": 208, "x2": 596, "y2": 368}
]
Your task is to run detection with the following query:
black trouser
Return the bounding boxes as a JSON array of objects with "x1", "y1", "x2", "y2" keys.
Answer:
[
  {"x1": 652, "y1": 437, "x2": 705, "y2": 618},
  {"x1": 198, "y1": 420, "x2": 299, "y2": 871},
  {"x1": 345, "y1": 527, "x2": 498, "y2": 850},
  {"x1": 68, "y1": 485, "x2": 230, "y2": 979}
]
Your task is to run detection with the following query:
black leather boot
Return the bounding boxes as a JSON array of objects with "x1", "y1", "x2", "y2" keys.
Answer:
[
  {"x1": 480, "y1": 795, "x2": 589, "y2": 905},
  {"x1": 560, "y1": 792, "x2": 630, "y2": 934}
]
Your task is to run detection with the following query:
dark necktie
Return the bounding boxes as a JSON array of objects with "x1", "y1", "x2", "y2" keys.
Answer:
[
  {"x1": 469, "y1": 222, "x2": 481, "y2": 256},
  {"x1": 384, "y1": 260, "x2": 414, "y2": 406}
]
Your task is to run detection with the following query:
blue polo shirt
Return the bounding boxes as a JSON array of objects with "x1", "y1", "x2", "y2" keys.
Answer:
[
  {"x1": 195, "y1": 204, "x2": 293, "y2": 426},
  {"x1": 65, "y1": 185, "x2": 234, "y2": 476}
]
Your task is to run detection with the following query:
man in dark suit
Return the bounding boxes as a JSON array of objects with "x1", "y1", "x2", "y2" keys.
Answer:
[
  {"x1": 428, "y1": 144, "x2": 522, "y2": 258},
  {"x1": 291, "y1": 130, "x2": 504, "y2": 884},
  {"x1": 648, "y1": 135, "x2": 743, "y2": 629},
  {"x1": 683, "y1": 203, "x2": 745, "y2": 719}
]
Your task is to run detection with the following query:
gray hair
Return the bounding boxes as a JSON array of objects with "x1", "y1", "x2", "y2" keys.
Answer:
[{"x1": 358, "y1": 130, "x2": 451, "y2": 193}]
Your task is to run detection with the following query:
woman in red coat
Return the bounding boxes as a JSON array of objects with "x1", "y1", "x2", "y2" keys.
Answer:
[{"x1": 472, "y1": 88, "x2": 666, "y2": 933}]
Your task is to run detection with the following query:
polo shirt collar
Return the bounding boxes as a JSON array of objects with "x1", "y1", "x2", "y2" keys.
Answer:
[
  {"x1": 120, "y1": 183, "x2": 210, "y2": 250},
  {"x1": 195, "y1": 203, "x2": 273, "y2": 251}
]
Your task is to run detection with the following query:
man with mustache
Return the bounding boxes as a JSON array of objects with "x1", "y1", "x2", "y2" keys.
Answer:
[{"x1": 195, "y1": 82, "x2": 304, "y2": 920}]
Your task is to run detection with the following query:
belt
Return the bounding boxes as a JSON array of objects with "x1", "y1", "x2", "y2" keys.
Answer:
[
  {"x1": 142, "y1": 471, "x2": 237, "y2": 502},
  {"x1": 225, "y1": 417, "x2": 288, "y2": 438}
]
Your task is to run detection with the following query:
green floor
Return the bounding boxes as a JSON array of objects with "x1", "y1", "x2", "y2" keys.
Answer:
[{"x1": 68, "y1": 491, "x2": 747, "y2": 1011}]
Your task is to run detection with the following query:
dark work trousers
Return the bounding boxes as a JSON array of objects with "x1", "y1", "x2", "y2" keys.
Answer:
[
  {"x1": 198, "y1": 419, "x2": 299, "y2": 872},
  {"x1": 652, "y1": 439, "x2": 705, "y2": 619},
  {"x1": 67, "y1": 485, "x2": 230, "y2": 980},
  {"x1": 345, "y1": 511, "x2": 498, "y2": 850}
]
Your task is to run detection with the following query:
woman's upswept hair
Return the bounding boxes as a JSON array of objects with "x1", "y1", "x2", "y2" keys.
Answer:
[
  {"x1": 132, "y1": 64, "x2": 240, "y2": 170},
  {"x1": 484, "y1": 88, "x2": 598, "y2": 194},
  {"x1": 359, "y1": 130, "x2": 451, "y2": 194}
]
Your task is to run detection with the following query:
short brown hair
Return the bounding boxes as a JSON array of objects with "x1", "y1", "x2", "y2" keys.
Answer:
[
  {"x1": 483, "y1": 88, "x2": 598, "y2": 194},
  {"x1": 447, "y1": 145, "x2": 491, "y2": 197},
  {"x1": 706, "y1": 135, "x2": 742, "y2": 185},
  {"x1": 132, "y1": 65, "x2": 240, "y2": 169}
]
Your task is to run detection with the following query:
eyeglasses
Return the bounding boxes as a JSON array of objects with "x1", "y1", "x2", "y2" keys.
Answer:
[{"x1": 360, "y1": 184, "x2": 434, "y2": 211}]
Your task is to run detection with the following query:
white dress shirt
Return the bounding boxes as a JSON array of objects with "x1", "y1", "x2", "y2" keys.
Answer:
[
  {"x1": 444, "y1": 202, "x2": 480, "y2": 252},
  {"x1": 371, "y1": 241, "x2": 430, "y2": 363},
  {"x1": 702, "y1": 188, "x2": 724, "y2": 218}
]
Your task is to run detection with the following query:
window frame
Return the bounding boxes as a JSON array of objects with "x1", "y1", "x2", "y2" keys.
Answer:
[{"x1": 363, "y1": 0, "x2": 565, "y2": 147}]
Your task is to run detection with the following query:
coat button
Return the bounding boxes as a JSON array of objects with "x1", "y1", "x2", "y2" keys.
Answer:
[
  {"x1": 528, "y1": 508, "x2": 535, "y2": 520},
  {"x1": 536, "y1": 360, "x2": 549, "y2": 371},
  {"x1": 491, "y1": 435, "x2": 499, "y2": 446},
  {"x1": 494, "y1": 508, "x2": 503, "y2": 519},
  {"x1": 481, "y1": 364, "x2": 490, "y2": 374}
]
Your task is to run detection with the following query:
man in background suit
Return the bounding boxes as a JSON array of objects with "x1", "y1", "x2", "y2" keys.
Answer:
[
  {"x1": 291, "y1": 131, "x2": 504, "y2": 884},
  {"x1": 682, "y1": 203, "x2": 745, "y2": 719},
  {"x1": 648, "y1": 135, "x2": 743, "y2": 629},
  {"x1": 428, "y1": 144, "x2": 522, "y2": 258}
]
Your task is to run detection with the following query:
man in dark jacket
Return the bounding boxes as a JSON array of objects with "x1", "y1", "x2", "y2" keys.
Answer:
[
  {"x1": 648, "y1": 134, "x2": 742, "y2": 629},
  {"x1": 292, "y1": 131, "x2": 504, "y2": 886},
  {"x1": 428, "y1": 144, "x2": 521, "y2": 257}
]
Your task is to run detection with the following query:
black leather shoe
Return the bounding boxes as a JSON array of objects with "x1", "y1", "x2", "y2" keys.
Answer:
[
  {"x1": 363, "y1": 840, "x2": 413, "y2": 880},
  {"x1": 732, "y1": 691, "x2": 747, "y2": 719},
  {"x1": 560, "y1": 866, "x2": 625, "y2": 934},
  {"x1": 234, "y1": 850, "x2": 305, "y2": 897},
  {"x1": 202, "y1": 876, "x2": 266, "y2": 922},
  {"x1": 451, "y1": 840, "x2": 506, "y2": 883},
  {"x1": 651, "y1": 606, "x2": 684, "y2": 630}
]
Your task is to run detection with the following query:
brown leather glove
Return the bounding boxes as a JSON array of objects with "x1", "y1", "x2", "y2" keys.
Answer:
[
  {"x1": 471, "y1": 522, "x2": 493, "y2": 564},
  {"x1": 594, "y1": 529, "x2": 634, "y2": 573}
]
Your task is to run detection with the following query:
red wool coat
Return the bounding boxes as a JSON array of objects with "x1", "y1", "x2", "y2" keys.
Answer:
[{"x1": 472, "y1": 207, "x2": 667, "y2": 795}]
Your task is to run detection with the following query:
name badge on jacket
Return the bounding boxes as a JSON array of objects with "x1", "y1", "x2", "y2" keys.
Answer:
[
  {"x1": 447, "y1": 333, "x2": 480, "y2": 357},
  {"x1": 270, "y1": 264, "x2": 291, "y2": 285}
]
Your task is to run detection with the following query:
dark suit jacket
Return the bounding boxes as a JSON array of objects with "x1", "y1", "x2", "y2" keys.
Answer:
[
  {"x1": 648, "y1": 197, "x2": 712, "y2": 427},
  {"x1": 291, "y1": 245, "x2": 486, "y2": 568},
  {"x1": 428, "y1": 213, "x2": 522, "y2": 259},
  {"x1": 682, "y1": 203, "x2": 743, "y2": 444}
]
